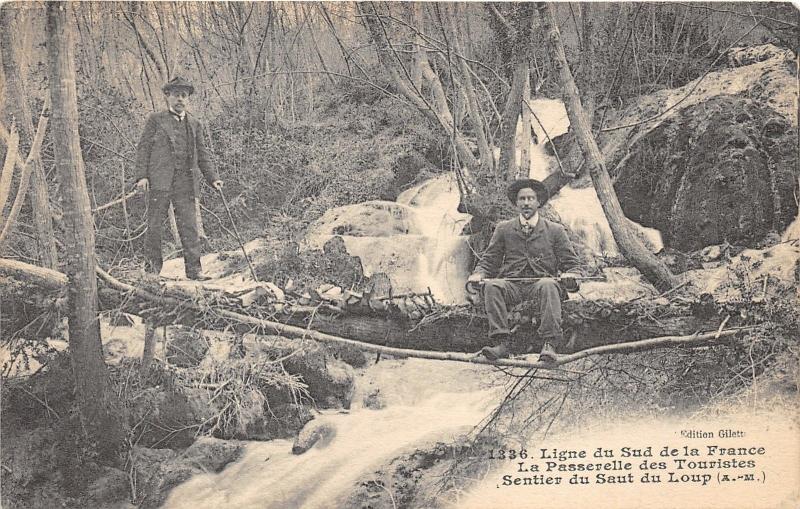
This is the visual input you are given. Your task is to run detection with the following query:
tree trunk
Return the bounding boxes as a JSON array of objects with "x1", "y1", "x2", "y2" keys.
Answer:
[
  {"x1": 446, "y1": 4, "x2": 493, "y2": 173},
  {"x1": 498, "y1": 57, "x2": 527, "y2": 179},
  {"x1": 518, "y1": 69, "x2": 532, "y2": 179},
  {"x1": 0, "y1": 8, "x2": 58, "y2": 269},
  {"x1": 0, "y1": 257, "x2": 735, "y2": 358},
  {"x1": 409, "y1": 3, "x2": 424, "y2": 89},
  {"x1": 0, "y1": 124, "x2": 18, "y2": 218},
  {"x1": 0, "y1": 99, "x2": 51, "y2": 252},
  {"x1": 578, "y1": 3, "x2": 596, "y2": 122},
  {"x1": 45, "y1": 1, "x2": 121, "y2": 458},
  {"x1": 536, "y1": 2, "x2": 677, "y2": 291},
  {"x1": 360, "y1": 3, "x2": 479, "y2": 174},
  {"x1": 140, "y1": 321, "x2": 157, "y2": 380}
]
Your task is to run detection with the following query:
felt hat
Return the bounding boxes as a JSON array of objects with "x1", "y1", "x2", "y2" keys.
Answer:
[
  {"x1": 506, "y1": 179, "x2": 549, "y2": 205},
  {"x1": 162, "y1": 76, "x2": 195, "y2": 95}
]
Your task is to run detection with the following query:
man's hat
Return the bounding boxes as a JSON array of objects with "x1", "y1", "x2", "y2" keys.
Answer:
[
  {"x1": 162, "y1": 76, "x2": 195, "y2": 95},
  {"x1": 506, "y1": 179, "x2": 549, "y2": 205}
]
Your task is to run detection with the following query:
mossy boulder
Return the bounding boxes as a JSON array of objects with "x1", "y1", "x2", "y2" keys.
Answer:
[
  {"x1": 614, "y1": 95, "x2": 796, "y2": 251},
  {"x1": 244, "y1": 335, "x2": 356, "y2": 410}
]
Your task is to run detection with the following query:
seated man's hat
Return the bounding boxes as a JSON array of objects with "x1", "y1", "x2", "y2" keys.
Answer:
[
  {"x1": 507, "y1": 179, "x2": 549, "y2": 206},
  {"x1": 162, "y1": 76, "x2": 195, "y2": 95}
]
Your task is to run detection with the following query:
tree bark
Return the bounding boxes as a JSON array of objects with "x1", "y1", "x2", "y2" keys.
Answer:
[
  {"x1": 409, "y1": 2, "x2": 424, "y2": 90},
  {"x1": 0, "y1": 100, "x2": 51, "y2": 251},
  {"x1": 536, "y1": 2, "x2": 677, "y2": 291},
  {"x1": 94, "y1": 263, "x2": 755, "y2": 369},
  {"x1": 1, "y1": 256, "x2": 728, "y2": 359},
  {"x1": 578, "y1": 3, "x2": 596, "y2": 122},
  {"x1": 446, "y1": 4, "x2": 493, "y2": 173},
  {"x1": 498, "y1": 56, "x2": 527, "y2": 179},
  {"x1": 46, "y1": 1, "x2": 121, "y2": 458},
  {"x1": 140, "y1": 322, "x2": 157, "y2": 380},
  {"x1": 360, "y1": 3, "x2": 479, "y2": 174},
  {"x1": 0, "y1": 9, "x2": 58, "y2": 269},
  {"x1": 519, "y1": 69, "x2": 532, "y2": 179},
  {"x1": 0, "y1": 124, "x2": 18, "y2": 218},
  {"x1": 497, "y1": 4, "x2": 536, "y2": 180}
]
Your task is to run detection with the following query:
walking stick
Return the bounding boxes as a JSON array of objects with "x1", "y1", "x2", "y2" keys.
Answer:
[
  {"x1": 465, "y1": 276, "x2": 607, "y2": 295},
  {"x1": 217, "y1": 187, "x2": 259, "y2": 281}
]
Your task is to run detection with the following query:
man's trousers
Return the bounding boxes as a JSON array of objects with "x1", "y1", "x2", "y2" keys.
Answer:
[
  {"x1": 482, "y1": 278, "x2": 565, "y2": 346},
  {"x1": 144, "y1": 172, "x2": 202, "y2": 277}
]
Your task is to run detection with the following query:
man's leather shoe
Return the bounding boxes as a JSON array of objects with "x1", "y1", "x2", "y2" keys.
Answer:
[
  {"x1": 480, "y1": 342, "x2": 510, "y2": 361},
  {"x1": 538, "y1": 341, "x2": 558, "y2": 364},
  {"x1": 186, "y1": 272, "x2": 211, "y2": 281}
]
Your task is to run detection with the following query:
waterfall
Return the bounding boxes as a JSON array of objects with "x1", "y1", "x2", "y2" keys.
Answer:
[
  {"x1": 305, "y1": 98, "x2": 662, "y2": 307},
  {"x1": 304, "y1": 174, "x2": 472, "y2": 304},
  {"x1": 160, "y1": 99, "x2": 670, "y2": 507},
  {"x1": 516, "y1": 99, "x2": 663, "y2": 256}
]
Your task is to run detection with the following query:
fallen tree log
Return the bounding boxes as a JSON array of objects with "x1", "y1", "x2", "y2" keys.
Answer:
[
  {"x1": 2, "y1": 259, "x2": 738, "y2": 357},
  {"x1": 89, "y1": 265, "x2": 754, "y2": 370},
  {"x1": 0, "y1": 258, "x2": 67, "y2": 290}
]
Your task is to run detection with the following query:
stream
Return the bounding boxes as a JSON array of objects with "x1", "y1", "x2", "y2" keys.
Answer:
[
  {"x1": 163, "y1": 359, "x2": 502, "y2": 509},
  {"x1": 163, "y1": 99, "x2": 662, "y2": 508}
]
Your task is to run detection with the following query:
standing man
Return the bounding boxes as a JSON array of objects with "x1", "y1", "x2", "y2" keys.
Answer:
[
  {"x1": 468, "y1": 179, "x2": 583, "y2": 362},
  {"x1": 135, "y1": 77, "x2": 223, "y2": 280}
]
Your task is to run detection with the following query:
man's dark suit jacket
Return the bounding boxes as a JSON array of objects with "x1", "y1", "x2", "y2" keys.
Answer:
[
  {"x1": 474, "y1": 216, "x2": 581, "y2": 278},
  {"x1": 135, "y1": 111, "x2": 219, "y2": 191}
]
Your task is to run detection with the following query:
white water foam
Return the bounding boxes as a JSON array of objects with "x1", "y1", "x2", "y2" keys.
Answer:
[{"x1": 163, "y1": 359, "x2": 502, "y2": 509}]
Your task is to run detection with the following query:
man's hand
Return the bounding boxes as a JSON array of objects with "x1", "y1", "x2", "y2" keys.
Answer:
[
  {"x1": 466, "y1": 272, "x2": 484, "y2": 304},
  {"x1": 467, "y1": 272, "x2": 484, "y2": 283},
  {"x1": 560, "y1": 272, "x2": 581, "y2": 292},
  {"x1": 212, "y1": 180, "x2": 224, "y2": 191},
  {"x1": 135, "y1": 178, "x2": 149, "y2": 192}
]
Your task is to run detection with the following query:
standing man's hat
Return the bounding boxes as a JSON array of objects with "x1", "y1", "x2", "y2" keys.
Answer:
[
  {"x1": 162, "y1": 76, "x2": 195, "y2": 95},
  {"x1": 507, "y1": 179, "x2": 549, "y2": 205}
]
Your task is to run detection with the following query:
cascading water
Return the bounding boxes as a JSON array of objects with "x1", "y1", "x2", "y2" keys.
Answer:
[
  {"x1": 516, "y1": 97, "x2": 571, "y2": 182},
  {"x1": 162, "y1": 359, "x2": 502, "y2": 509},
  {"x1": 396, "y1": 174, "x2": 473, "y2": 303},
  {"x1": 304, "y1": 174, "x2": 473, "y2": 304},
  {"x1": 163, "y1": 99, "x2": 665, "y2": 508},
  {"x1": 515, "y1": 99, "x2": 663, "y2": 256},
  {"x1": 305, "y1": 99, "x2": 662, "y2": 306}
]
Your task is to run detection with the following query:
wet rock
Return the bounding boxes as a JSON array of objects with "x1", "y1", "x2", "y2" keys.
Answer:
[
  {"x1": 86, "y1": 467, "x2": 130, "y2": 506},
  {"x1": 255, "y1": 403, "x2": 315, "y2": 440},
  {"x1": 325, "y1": 342, "x2": 368, "y2": 368},
  {"x1": 614, "y1": 96, "x2": 797, "y2": 251},
  {"x1": 131, "y1": 388, "x2": 208, "y2": 449},
  {"x1": 245, "y1": 336, "x2": 356, "y2": 410},
  {"x1": 701, "y1": 245, "x2": 723, "y2": 262},
  {"x1": 285, "y1": 354, "x2": 355, "y2": 410},
  {"x1": 253, "y1": 239, "x2": 365, "y2": 293},
  {"x1": 659, "y1": 248, "x2": 702, "y2": 274},
  {"x1": 363, "y1": 388, "x2": 386, "y2": 410},
  {"x1": 166, "y1": 327, "x2": 209, "y2": 368},
  {"x1": 726, "y1": 44, "x2": 792, "y2": 68},
  {"x1": 180, "y1": 437, "x2": 243, "y2": 473},
  {"x1": 131, "y1": 447, "x2": 191, "y2": 509},
  {"x1": 131, "y1": 440, "x2": 242, "y2": 508},
  {"x1": 341, "y1": 441, "x2": 479, "y2": 509},
  {"x1": 308, "y1": 201, "x2": 419, "y2": 239},
  {"x1": 292, "y1": 417, "x2": 338, "y2": 454}
]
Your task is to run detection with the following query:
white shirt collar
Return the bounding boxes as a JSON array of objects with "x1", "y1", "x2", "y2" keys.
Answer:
[
  {"x1": 519, "y1": 212, "x2": 540, "y2": 228},
  {"x1": 169, "y1": 108, "x2": 186, "y2": 121}
]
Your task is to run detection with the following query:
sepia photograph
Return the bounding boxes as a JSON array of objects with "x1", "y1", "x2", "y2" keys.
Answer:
[{"x1": 0, "y1": 2, "x2": 798, "y2": 508}]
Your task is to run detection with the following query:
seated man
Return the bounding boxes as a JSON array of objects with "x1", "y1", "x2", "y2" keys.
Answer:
[{"x1": 468, "y1": 179, "x2": 583, "y2": 362}]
